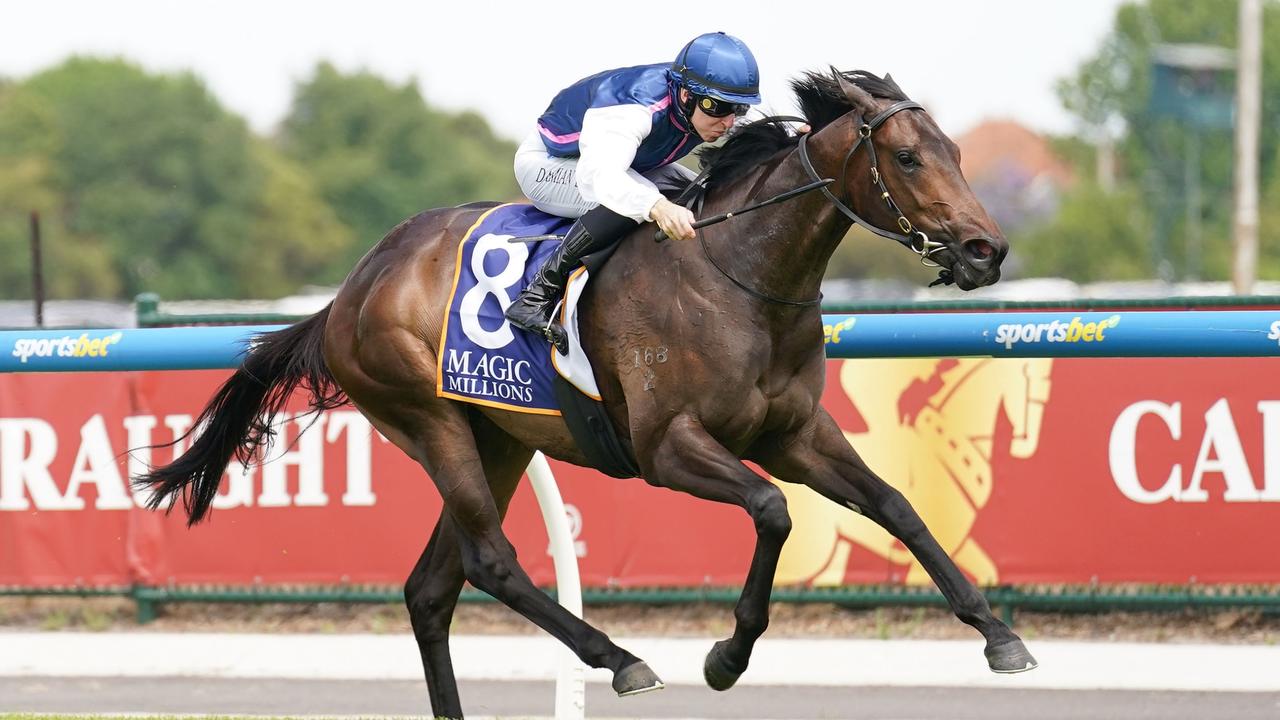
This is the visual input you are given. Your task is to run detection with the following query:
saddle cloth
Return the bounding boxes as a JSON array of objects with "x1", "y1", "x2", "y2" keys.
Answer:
[{"x1": 438, "y1": 203, "x2": 603, "y2": 414}]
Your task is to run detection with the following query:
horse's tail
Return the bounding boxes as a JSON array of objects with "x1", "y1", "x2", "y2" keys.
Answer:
[{"x1": 133, "y1": 305, "x2": 347, "y2": 526}]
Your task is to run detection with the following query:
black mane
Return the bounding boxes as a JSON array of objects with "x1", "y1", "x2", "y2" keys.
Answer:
[{"x1": 698, "y1": 70, "x2": 911, "y2": 191}]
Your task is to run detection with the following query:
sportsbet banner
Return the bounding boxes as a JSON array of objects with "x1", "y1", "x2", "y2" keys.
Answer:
[{"x1": 1, "y1": 358, "x2": 1278, "y2": 588}]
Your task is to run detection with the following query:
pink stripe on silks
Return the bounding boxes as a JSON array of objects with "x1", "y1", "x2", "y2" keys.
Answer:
[
  {"x1": 667, "y1": 102, "x2": 692, "y2": 134},
  {"x1": 647, "y1": 96, "x2": 672, "y2": 114},
  {"x1": 659, "y1": 135, "x2": 691, "y2": 167},
  {"x1": 538, "y1": 123, "x2": 580, "y2": 144}
]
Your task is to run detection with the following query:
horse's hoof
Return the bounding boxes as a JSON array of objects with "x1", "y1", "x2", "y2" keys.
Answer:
[
  {"x1": 613, "y1": 660, "x2": 665, "y2": 697},
  {"x1": 703, "y1": 639, "x2": 745, "y2": 691},
  {"x1": 985, "y1": 638, "x2": 1038, "y2": 674}
]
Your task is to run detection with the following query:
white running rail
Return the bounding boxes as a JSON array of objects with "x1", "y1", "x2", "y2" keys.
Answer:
[{"x1": 525, "y1": 451, "x2": 586, "y2": 720}]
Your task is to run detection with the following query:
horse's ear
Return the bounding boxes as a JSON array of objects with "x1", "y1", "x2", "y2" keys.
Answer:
[
  {"x1": 831, "y1": 67, "x2": 876, "y2": 115},
  {"x1": 883, "y1": 73, "x2": 906, "y2": 97}
]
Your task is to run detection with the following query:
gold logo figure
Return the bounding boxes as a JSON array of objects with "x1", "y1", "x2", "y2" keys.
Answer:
[{"x1": 776, "y1": 357, "x2": 1052, "y2": 586}]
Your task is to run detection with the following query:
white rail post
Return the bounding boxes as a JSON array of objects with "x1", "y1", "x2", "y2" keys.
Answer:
[{"x1": 525, "y1": 451, "x2": 585, "y2": 720}]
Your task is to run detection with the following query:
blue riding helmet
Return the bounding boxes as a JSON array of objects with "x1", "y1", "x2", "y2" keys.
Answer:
[{"x1": 670, "y1": 32, "x2": 762, "y2": 106}]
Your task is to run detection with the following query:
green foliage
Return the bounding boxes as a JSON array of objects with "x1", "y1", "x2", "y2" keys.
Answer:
[
  {"x1": 279, "y1": 63, "x2": 519, "y2": 274},
  {"x1": 0, "y1": 78, "x2": 120, "y2": 298},
  {"x1": 1252, "y1": 142, "x2": 1280, "y2": 278},
  {"x1": 0, "y1": 57, "x2": 516, "y2": 300},
  {"x1": 1018, "y1": 180, "x2": 1153, "y2": 280},
  {"x1": 1054, "y1": 0, "x2": 1280, "y2": 282},
  {"x1": 238, "y1": 142, "x2": 354, "y2": 295},
  {"x1": 0, "y1": 58, "x2": 353, "y2": 299},
  {"x1": 1045, "y1": 135, "x2": 1098, "y2": 177},
  {"x1": 827, "y1": 227, "x2": 941, "y2": 285}
]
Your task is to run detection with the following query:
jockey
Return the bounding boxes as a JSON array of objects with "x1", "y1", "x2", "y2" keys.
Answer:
[{"x1": 507, "y1": 31, "x2": 762, "y2": 352}]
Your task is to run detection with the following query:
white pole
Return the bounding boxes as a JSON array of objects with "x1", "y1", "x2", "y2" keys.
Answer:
[
  {"x1": 525, "y1": 451, "x2": 586, "y2": 720},
  {"x1": 1233, "y1": 0, "x2": 1262, "y2": 294}
]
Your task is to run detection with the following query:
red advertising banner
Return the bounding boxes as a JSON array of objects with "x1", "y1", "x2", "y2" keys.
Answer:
[{"x1": 1, "y1": 358, "x2": 1277, "y2": 589}]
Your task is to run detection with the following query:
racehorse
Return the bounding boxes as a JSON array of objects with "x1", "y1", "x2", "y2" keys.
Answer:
[{"x1": 136, "y1": 69, "x2": 1034, "y2": 720}]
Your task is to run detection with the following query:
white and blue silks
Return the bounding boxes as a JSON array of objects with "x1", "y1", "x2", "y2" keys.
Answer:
[{"x1": 516, "y1": 64, "x2": 699, "y2": 222}]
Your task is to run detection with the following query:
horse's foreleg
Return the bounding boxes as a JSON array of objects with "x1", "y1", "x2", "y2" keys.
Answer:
[
  {"x1": 759, "y1": 409, "x2": 1037, "y2": 674},
  {"x1": 643, "y1": 414, "x2": 792, "y2": 691}
]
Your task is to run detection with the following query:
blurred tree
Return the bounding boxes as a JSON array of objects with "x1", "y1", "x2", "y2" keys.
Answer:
[
  {"x1": 1254, "y1": 142, "x2": 1280, "y2": 273},
  {"x1": 238, "y1": 141, "x2": 353, "y2": 295},
  {"x1": 0, "y1": 78, "x2": 120, "y2": 298},
  {"x1": 279, "y1": 63, "x2": 519, "y2": 273},
  {"x1": 826, "y1": 226, "x2": 941, "y2": 286},
  {"x1": 1055, "y1": 0, "x2": 1280, "y2": 282},
  {"x1": 0, "y1": 58, "x2": 350, "y2": 299},
  {"x1": 1019, "y1": 180, "x2": 1153, "y2": 280}
]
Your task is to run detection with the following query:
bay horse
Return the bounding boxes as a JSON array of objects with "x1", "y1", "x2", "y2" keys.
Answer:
[{"x1": 136, "y1": 70, "x2": 1034, "y2": 719}]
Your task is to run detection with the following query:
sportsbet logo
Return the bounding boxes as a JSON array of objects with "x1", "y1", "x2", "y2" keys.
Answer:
[
  {"x1": 994, "y1": 315, "x2": 1121, "y2": 350},
  {"x1": 823, "y1": 317, "x2": 856, "y2": 344},
  {"x1": 11, "y1": 332, "x2": 124, "y2": 364},
  {"x1": 1269, "y1": 320, "x2": 1280, "y2": 347}
]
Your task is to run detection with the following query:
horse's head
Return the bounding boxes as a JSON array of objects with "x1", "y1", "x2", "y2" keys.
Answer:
[{"x1": 806, "y1": 71, "x2": 1008, "y2": 290}]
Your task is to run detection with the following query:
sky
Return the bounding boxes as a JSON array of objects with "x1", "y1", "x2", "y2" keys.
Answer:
[{"x1": 1, "y1": 0, "x2": 1131, "y2": 142}]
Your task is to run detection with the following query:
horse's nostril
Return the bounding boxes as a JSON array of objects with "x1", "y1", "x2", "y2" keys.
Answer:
[{"x1": 964, "y1": 239, "x2": 997, "y2": 266}]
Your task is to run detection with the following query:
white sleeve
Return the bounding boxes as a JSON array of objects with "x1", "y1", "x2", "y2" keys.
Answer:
[{"x1": 576, "y1": 104, "x2": 664, "y2": 223}]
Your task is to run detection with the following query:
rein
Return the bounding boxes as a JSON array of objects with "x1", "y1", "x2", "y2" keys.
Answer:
[
  {"x1": 698, "y1": 229, "x2": 822, "y2": 307},
  {"x1": 518, "y1": 104, "x2": 958, "y2": 301},
  {"x1": 670, "y1": 117, "x2": 829, "y2": 307},
  {"x1": 652, "y1": 177, "x2": 832, "y2": 242}
]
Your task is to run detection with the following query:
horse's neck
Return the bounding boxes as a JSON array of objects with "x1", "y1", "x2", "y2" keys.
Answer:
[{"x1": 702, "y1": 126, "x2": 855, "y2": 309}]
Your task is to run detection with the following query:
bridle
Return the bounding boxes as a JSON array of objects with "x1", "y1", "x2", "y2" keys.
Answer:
[
  {"x1": 689, "y1": 101, "x2": 956, "y2": 306},
  {"x1": 796, "y1": 100, "x2": 951, "y2": 278}
]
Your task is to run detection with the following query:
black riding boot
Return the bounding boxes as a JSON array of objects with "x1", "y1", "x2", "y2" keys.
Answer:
[{"x1": 505, "y1": 205, "x2": 637, "y2": 353}]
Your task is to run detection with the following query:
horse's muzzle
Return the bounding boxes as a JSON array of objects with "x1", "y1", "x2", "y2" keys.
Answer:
[{"x1": 948, "y1": 237, "x2": 1006, "y2": 290}]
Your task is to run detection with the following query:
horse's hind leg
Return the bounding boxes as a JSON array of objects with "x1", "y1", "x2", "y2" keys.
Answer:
[
  {"x1": 405, "y1": 515, "x2": 465, "y2": 718},
  {"x1": 404, "y1": 413, "x2": 530, "y2": 720},
  {"x1": 327, "y1": 261, "x2": 659, "y2": 698},
  {"x1": 758, "y1": 409, "x2": 1037, "y2": 673},
  {"x1": 640, "y1": 414, "x2": 793, "y2": 691},
  {"x1": 380, "y1": 401, "x2": 662, "y2": 697}
]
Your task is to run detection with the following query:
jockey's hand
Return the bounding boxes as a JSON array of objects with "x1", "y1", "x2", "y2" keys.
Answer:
[{"x1": 650, "y1": 197, "x2": 696, "y2": 241}]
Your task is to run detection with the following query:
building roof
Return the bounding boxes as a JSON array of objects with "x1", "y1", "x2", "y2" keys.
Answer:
[{"x1": 956, "y1": 119, "x2": 1075, "y2": 188}]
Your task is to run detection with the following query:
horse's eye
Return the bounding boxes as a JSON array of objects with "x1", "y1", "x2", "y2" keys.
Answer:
[{"x1": 896, "y1": 151, "x2": 917, "y2": 167}]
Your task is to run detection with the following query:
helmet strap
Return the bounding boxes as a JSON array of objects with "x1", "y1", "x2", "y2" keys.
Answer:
[
  {"x1": 672, "y1": 86, "x2": 696, "y2": 130},
  {"x1": 680, "y1": 89, "x2": 698, "y2": 120}
]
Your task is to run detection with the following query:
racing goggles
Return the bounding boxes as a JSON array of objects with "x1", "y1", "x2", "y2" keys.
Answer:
[{"x1": 695, "y1": 94, "x2": 750, "y2": 118}]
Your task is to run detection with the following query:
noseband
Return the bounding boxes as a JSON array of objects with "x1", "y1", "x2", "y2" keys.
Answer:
[{"x1": 797, "y1": 100, "x2": 952, "y2": 281}]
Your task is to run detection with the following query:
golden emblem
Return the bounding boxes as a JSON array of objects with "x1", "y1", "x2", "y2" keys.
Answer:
[{"x1": 776, "y1": 357, "x2": 1052, "y2": 586}]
